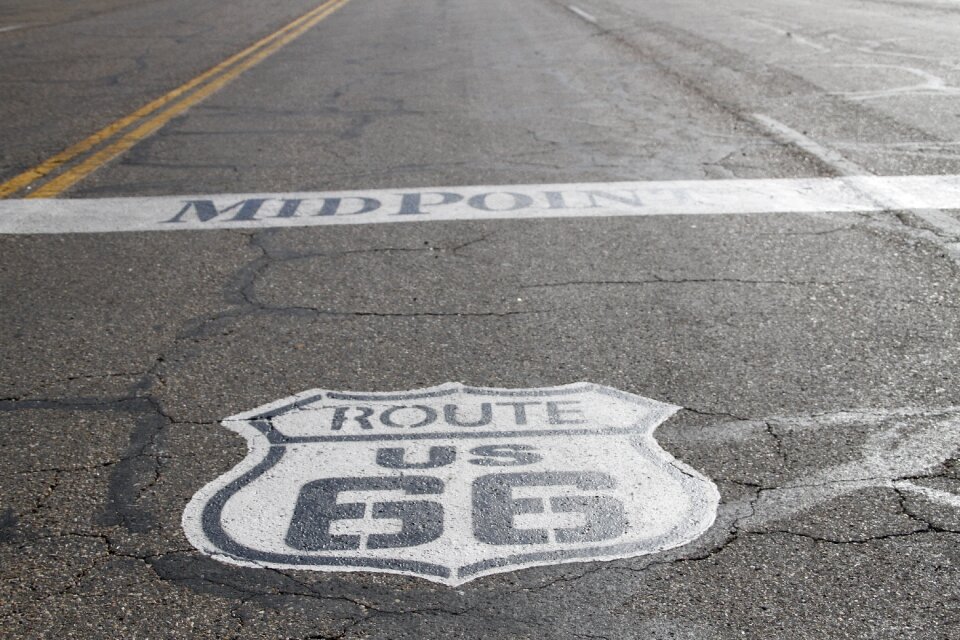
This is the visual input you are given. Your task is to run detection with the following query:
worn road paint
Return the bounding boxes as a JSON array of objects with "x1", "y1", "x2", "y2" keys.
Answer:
[
  {"x1": 731, "y1": 407, "x2": 960, "y2": 528},
  {"x1": 2, "y1": 174, "x2": 960, "y2": 234},
  {"x1": 827, "y1": 63, "x2": 960, "y2": 101},
  {"x1": 750, "y1": 115, "x2": 960, "y2": 241},
  {"x1": 750, "y1": 114, "x2": 868, "y2": 176},
  {"x1": 0, "y1": 0, "x2": 351, "y2": 199},
  {"x1": 182, "y1": 383, "x2": 718, "y2": 586},
  {"x1": 895, "y1": 480, "x2": 960, "y2": 510},
  {"x1": 567, "y1": 5, "x2": 598, "y2": 24},
  {"x1": 0, "y1": 24, "x2": 27, "y2": 34}
]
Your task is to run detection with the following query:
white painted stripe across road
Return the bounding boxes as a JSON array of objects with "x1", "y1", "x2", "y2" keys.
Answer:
[
  {"x1": 751, "y1": 115, "x2": 960, "y2": 239},
  {"x1": 0, "y1": 175, "x2": 959, "y2": 234},
  {"x1": 567, "y1": 5, "x2": 598, "y2": 24}
]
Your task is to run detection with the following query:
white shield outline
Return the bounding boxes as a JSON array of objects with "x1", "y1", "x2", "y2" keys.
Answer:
[{"x1": 182, "y1": 382, "x2": 719, "y2": 586}]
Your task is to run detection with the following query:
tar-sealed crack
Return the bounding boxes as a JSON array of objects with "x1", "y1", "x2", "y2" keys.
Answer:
[
  {"x1": 764, "y1": 421, "x2": 789, "y2": 467},
  {"x1": 0, "y1": 396, "x2": 215, "y2": 545}
]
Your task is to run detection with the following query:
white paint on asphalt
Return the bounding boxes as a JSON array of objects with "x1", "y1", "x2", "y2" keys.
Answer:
[
  {"x1": 181, "y1": 383, "x2": 719, "y2": 586},
  {"x1": 0, "y1": 24, "x2": 27, "y2": 34},
  {"x1": 822, "y1": 63, "x2": 960, "y2": 101},
  {"x1": 895, "y1": 480, "x2": 960, "y2": 509},
  {"x1": 567, "y1": 5, "x2": 597, "y2": 24},
  {"x1": 750, "y1": 114, "x2": 960, "y2": 241},
  {"x1": 836, "y1": 141, "x2": 960, "y2": 161},
  {"x1": 750, "y1": 114, "x2": 867, "y2": 176},
  {"x1": 3, "y1": 174, "x2": 960, "y2": 234},
  {"x1": 731, "y1": 407, "x2": 960, "y2": 529},
  {"x1": 812, "y1": 63, "x2": 960, "y2": 101}
]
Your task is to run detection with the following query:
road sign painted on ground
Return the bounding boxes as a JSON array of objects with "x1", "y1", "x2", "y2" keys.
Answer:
[
  {"x1": 182, "y1": 383, "x2": 719, "y2": 586},
  {"x1": 4, "y1": 174, "x2": 960, "y2": 234}
]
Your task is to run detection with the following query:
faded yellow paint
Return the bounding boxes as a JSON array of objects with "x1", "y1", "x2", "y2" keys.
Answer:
[{"x1": 0, "y1": 0, "x2": 351, "y2": 199}]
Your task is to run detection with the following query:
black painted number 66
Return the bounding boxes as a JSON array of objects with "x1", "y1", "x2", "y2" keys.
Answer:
[{"x1": 285, "y1": 471, "x2": 627, "y2": 551}]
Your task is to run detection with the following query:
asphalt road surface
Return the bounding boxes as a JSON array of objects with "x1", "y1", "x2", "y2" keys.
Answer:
[{"x1": 2, "y1": 0, "x2": 960, "y2": 638}]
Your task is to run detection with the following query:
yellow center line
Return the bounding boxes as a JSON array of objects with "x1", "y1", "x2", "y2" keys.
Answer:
[{"x1": 0, "y1": 0, "x2": 351, "y2": 199}]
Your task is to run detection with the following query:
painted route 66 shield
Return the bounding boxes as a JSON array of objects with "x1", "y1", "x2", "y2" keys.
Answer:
[{"x1": 182, "y1": 383, "x2": 719, "y2": 586}]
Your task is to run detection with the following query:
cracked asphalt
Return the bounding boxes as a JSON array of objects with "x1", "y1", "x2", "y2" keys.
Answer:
[{"x1": 2, "y1": 0, "x2": 960, "y2": 637}]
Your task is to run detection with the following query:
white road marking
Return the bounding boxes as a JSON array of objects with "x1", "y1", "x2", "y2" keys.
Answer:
[
  {"x1": 2, "y1": 174, "x2": 960, "y2": 234},
  {"x1": 826, "y1": 34, "x2": 960, "y2": 70},
  {"x1": 720, "y1": 407, "x2": 960, "y2": 529},
  {"x1": 836, "y1": 141, "x2": 960, "y2": 159},
  {"x1": 825, "y1": 63, "x2": 960, "y2": 101},
  {"x1": 182, "y1": 383, "x2": 718, "y2": 586},
  {"x1": 566, "y1": 5, "x2": 597, "y2": 24},
  {"x1": 749, "y1": 114, "x2": 867, "y2": 176},
  {"x1": 750, "y1": 114, "x2": 960, "y2": 243},
  {"x1": 0, "y1": 24, "x2": 27, "y2": 34}
]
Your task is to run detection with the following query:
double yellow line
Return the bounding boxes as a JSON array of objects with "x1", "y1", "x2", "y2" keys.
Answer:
[{"x1": 0, "y1": 0, "x2": 352, "y2": 199}]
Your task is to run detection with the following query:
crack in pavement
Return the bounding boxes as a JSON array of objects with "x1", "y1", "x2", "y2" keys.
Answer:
[
  {"x1": 681, "y1": 407, "x2": 754, "y2": 422},
  {"x1": 150, "y1": 229, "x2": 545, "y2": 365}
]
